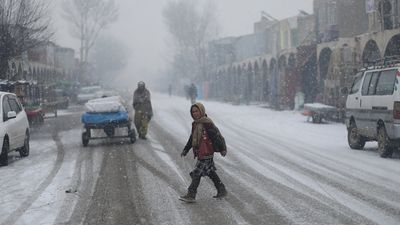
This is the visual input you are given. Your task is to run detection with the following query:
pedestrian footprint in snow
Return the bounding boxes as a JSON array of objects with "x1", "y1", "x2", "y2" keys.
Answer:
[{"x1": 179, "y1": 102, "x2": 227, "y2": 203}]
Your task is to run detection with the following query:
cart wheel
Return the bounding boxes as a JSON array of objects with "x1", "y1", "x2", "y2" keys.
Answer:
[
  {"x1": 82, "y1": 132, "x2": 89, "y2": 147},
  {"x1": 129, "y1": 130, "x2": 136, "y2": 144}
]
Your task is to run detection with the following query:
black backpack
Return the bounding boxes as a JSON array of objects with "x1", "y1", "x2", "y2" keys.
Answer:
[{"x1": 207, "y1": 126, "x2": 227, "y2": 153}]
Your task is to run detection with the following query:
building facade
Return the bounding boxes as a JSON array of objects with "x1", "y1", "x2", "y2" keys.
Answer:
[{"x1": 204, "y1": 0, "x2": 400, "y2": 114}]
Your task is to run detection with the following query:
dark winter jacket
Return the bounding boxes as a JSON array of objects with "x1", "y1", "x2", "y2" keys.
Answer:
[
  {"x1": 182, "y1": 103, "x2": 226, "y2": 159},
  {"x1": 188, "y1": 84, "x2": 197, "y2": 98},
  {"x1": 133, "y1": 88, "x2": 153, "y2": 118}
]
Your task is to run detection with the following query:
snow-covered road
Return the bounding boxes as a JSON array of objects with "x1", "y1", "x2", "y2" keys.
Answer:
[
  {"x1": 1, "y1": 93, "x2": 400, "y2": 225},
  {"x1": 152, "y1": 93, "x2": 400, "y2": 225}
]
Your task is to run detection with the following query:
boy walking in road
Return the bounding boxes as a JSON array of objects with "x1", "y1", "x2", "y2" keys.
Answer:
[{"x1": 180, "y1": 102, "x2": 227, "y2": 203}]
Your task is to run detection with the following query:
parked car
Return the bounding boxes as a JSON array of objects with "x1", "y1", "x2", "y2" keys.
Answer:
[
  {"x1": 77, "y1": 86, "x2": 102, "y2": 104},
  {"x1": 345, "y1": 64, "x2": 400, "y2": 158},
  {"x1": 0, "y1": 92, "x2": 30, "y2": 166}
]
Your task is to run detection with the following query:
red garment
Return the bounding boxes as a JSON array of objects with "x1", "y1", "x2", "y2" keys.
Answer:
[{"x1": 196, "y1": 129, "x2": 214, "y2": 160}]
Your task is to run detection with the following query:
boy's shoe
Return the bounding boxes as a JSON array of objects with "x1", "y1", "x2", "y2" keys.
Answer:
[
  {"x1": 213, "y1": 185, "x2": 227, "y2": 199},
  {"x1": 179, "y1": 194, "x2": 196, "y2": 203}
]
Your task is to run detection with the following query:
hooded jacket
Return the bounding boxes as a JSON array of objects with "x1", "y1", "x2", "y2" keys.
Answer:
[
  {"x1": 133, "y1": 87, "x2": 153, "y2": 117},
  {"x1": 183, "y1": 103, "x2": 224, "y2": 160}
]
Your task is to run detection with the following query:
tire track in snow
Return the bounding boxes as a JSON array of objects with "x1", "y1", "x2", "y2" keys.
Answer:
[
  {"x1": 153, "y1": 101, "x2": 371, "y2": 224},
  {"x1": 231, "y1": 120, "x2": 400, "y2": 200},
  {"x1": 148, "y1": 120, "x2": 290, "y2": 225},
  {"x1": 216, "y1": 116, "x2": 400, "y2": 224},
  {"x1": 1, "y1": 134, "x2": 65, "y2": 225},
  {"x1": 83, "y1": 146, "x2": 146, "y2": 225},
  {"x1": 54, "y1": 134, "x2": 97, "y2": 225},
  {"x1": 216, "y1": 113, "x2": 400, "y2": 191}
]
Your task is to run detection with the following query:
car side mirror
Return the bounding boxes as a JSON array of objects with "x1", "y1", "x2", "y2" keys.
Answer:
[
  {"x1": 7, "y1": 111, "x2": 17, "y2": 120},
  {"x1": 341, "y1": 87, "x2": 348, "y2": 95}
]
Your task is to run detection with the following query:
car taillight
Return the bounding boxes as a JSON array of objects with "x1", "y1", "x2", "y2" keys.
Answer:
[{"x1": 394, "y1": 101, "x2": 400, "y2": 119}]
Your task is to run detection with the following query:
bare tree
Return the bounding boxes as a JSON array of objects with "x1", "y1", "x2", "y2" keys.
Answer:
[
  {"x1": 0, "y1": 0, "x2": 52, "y2": 79},
  {"x1": 62, "y1": 0, "x2": 118, "y2": 64},
  {"x1": 163, "y1": 0, "x2": 218, "y2": 81}
]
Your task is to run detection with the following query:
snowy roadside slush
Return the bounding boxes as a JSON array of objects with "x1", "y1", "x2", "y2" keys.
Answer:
[
  {"x1": 0, "y1": 127, "x2": 103, "y2": 225},
  {"x1": 0, "y1": 139, "x2": 59, "y2": 225}
]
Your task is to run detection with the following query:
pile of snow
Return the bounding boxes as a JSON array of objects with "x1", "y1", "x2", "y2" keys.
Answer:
[
  {"x1": 304, "y1": 103, "x2": 335, "y2": 109},
  {"x1": 84, "y1": 96, "x2": 127, "y2": 113}
]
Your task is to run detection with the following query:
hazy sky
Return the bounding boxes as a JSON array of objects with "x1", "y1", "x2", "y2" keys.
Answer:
[{"x1": 52, "y1": 0, "x2": 313, "y2": 86}]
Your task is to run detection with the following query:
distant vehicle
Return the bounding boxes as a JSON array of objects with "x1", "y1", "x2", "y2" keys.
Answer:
[
  {"x1": 97, "y1": 90, "x2": 118, "y2": 98},
  {"x1": 345, "y1": 63, "x2": 400, "y2": 158},
  {"x1": 77, "y1": 86, "x2": 102, "y2": 104},
  {"x1": 55, "y1": 88, "x2": 69, "y2": 109},
  {"x1": 0, "y1": 92, "x2": 30, "y2": 166}
]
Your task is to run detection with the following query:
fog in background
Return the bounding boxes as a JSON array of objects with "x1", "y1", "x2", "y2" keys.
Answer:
[{"x1": 51, "y1": 0, "x2": 313, "y2": 91}]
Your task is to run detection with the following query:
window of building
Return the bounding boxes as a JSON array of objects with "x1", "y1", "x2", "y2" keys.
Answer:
[{"x1": 379, "y1": 0, "x2": 393, "y2": 30}]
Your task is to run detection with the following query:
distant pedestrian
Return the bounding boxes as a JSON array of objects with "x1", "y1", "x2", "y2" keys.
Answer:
[
  {"x1": 179, "y1": 102, "x2": 227, "y2": 203},
  {"x1": 133, "y1": 81, "x2": 153, "y2": 139},
  {"x1": 184, "y1": 85, "x2": 190, "y2": 100},
  {"x1": 188, "y1": 83, "x2": 197, "y2": 104}
]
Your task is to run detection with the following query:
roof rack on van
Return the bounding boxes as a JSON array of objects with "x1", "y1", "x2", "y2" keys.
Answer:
[{"x1": 363, "y1": 55, "x2": 400, "y2": 70}]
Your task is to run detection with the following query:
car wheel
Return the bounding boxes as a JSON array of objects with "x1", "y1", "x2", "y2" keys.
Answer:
[
  {"x1": 347, "y1": 123, "x2": 365, "y2": 150},
  {"x1": 82, "y1": 132, "x2": 89, "y2": 147},
  {"x1": 377, "y1": 126, "x2": 394, "y2": 158},
  {"x1": 19, "y1": 130, "x2": 30, "y2": 157},
  {"x1": 0, "y1": 138, "x2": 9, "y2": 166}
]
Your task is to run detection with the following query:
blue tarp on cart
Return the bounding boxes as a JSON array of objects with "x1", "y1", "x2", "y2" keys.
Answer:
[{"x1": 81, "y1": 111, "x2": 129, "y2": 124}]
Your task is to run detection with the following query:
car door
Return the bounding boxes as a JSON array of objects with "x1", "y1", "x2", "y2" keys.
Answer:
[
  {"x1": 2, "y1": 95, "x2": 17, "y2": 149},
  {"x1": 346, "y1": 72, "x2": 363, "y2": 111},
  {"x1": 371, "y1": 69, "x2": 397, "y2": 136},
  {"x1": 364, "y1": 71, "x2": 381, "y2": 137},
  {"x1": 357, "y1": 71, "x2": 375, "y2": 137},
  {"x1": 8, "y1": 95, "x2": 26, "y2": 147}
]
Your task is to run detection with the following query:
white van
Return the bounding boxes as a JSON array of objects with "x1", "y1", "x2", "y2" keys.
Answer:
[{"x1": 345, "y1": 65, "x2": 400, "y2": 158}]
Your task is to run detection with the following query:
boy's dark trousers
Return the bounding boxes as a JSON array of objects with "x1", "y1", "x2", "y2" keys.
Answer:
[{"x1": 188, "y1": 170, "x2": 226, "y2": 198}]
